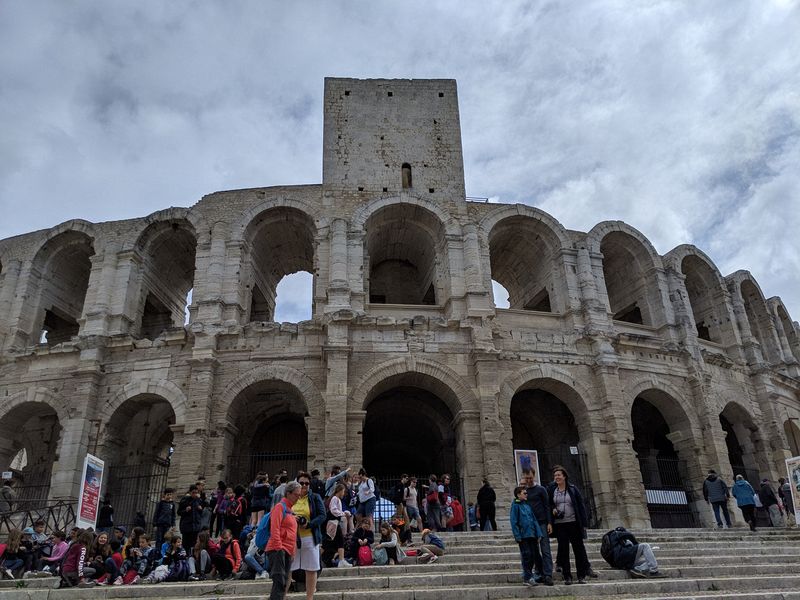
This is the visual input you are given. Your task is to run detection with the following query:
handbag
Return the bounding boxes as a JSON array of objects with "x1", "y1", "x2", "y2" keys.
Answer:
[
  {"x1": 372, "y1": 546, "x2": 388, "y2": 566},
  {"x1": 326, "y1": 520, "x2": 339, "y2": 540},
  {"x1": 357, "y1": 545, "x2": 373, "y2": 566}
]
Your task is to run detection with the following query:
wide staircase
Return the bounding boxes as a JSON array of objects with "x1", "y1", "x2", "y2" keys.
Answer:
[{"x1": 2, "y1": 528, "x2": 800, "y2": 599}]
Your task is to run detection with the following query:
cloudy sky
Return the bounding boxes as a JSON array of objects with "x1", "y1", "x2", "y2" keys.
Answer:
[{"x1": 1, "y1": 1, "x2": 798, "y2": 322}]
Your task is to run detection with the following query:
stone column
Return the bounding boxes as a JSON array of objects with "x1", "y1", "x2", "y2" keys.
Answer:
[
  {"x1": 451, "y1": 410, "x2": 483, "y2": 511},
  {"x1": 193, "y1": 224, "x2": 227, "y2": 324},
  {"x1": 471, "y1": 352, "x2": 506, "y2": 492},
  {"x1": 345, "y1": 410, "x2": 367, "y2": 469},
  {"x1": 728, "y1": 285, "x2": 764, "y2": 366},
  {"x1": 323, "y1": 344, "x2": 350, "y2": 469},
  {"x1": 326, "y1": 218, "x2": 350, "y2": 311},
  {"x1": 108, "y1": 251, "x2": 142, "y2": 336},
  {"x1": 0, "y1": 258, "x2": 21, "y2": 352},
  {"x1": 82, "y1": 249, "x2": 119, "y2": 337}
]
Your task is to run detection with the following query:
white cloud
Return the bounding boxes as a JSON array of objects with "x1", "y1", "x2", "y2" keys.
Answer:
[{"x1": 1, "y1": 1, "x2": 798, "y2": 319}]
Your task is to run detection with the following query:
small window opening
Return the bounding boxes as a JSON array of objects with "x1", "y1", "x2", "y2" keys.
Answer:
[
  {"x1": 696, "y1": 321, "x2": 711, "y2": 341},
  {"x1": 380, "y1": 136, "x2": 384, "y2": 140},
  {"x1": 274, "y1": 271, "x2": 313, "y2": 322},
  {"x1": 614, "y1": 303, "x2": 643, "y2": 324},
  {"x1": 387, "y1": 91, "x2": 393, "y2": 97},
  {"x1": 41, "y1": 307, "x2": 80, "y2": 346},
  {"x1": 492, "y1": 281, "x2": 510, "y2": 309},
  {"x1": 358, "y1": 186, "x2": 364, "y2": 192},
  {"x1": 523, "y1": 290, "x2": 552, "y2": 312},
  {"x1": 438, "y1": 92, "x2": 444, "y2": 97},
  {"x1": 433, "y1": 120, "x2": 437, "y2": 124},
  {"x1": 382, "y1": 187, "x2": 388, "y2": 192},
  {"x1": 344, "y1": 90, "x2": 350, "y2": 96},
  {"x1": 428, "y1": 188, "x2": 435, "y2": 193},
  {"x1": 184, "y1": 288, "x2": 193, "y2": 325},
  {"x1": 401, "y1": 163, "x2": 412, "y2": 189}
]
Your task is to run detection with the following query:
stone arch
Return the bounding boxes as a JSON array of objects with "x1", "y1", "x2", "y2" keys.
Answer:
[
  {"x1": 100, "y1": 379, "x2": 188, "y2": 428},
  {"x1": 783, "y1": 418, "x2": 800, "y2": 457},
  {"x1": 132, "y1": 217, "x2": 197, "y2": 338},
  {"x1": 624, "y1": 377, "x2": 701, "y2": 435},
  {"x1": 588, "y1": 221, "x2": 666, "y2": 326},
  {"x1": 769, "y1": 297, "x2": 800, "y2": 362},
  {"x1": 351, "y1": 194, "x2": 461, "y2": 238},
  {"x1": 230, "y1": 196, "x2": 323, "y2": 244},
  {"x1": 666, "y1": 244, "x2": 734, "y2": 345},
  {"x1": 27, "y1": 228, "x2": 96, "y2": 346},
  {"x1": 719, "y1": 400, "x2": 769, "y2": 483},
  {"x1": 240, "y1": 205, "x2": 319, "y2": 322},
  {"x1": 350, "y1": 357, "x2": 478, "y2": 415},
  {"x1": 481, "y1": 206, "x2": 572, "y2": 313},
  {"x1": 728, "y1": 271, "x2": 781, "y2": 363},
  {"x1": 0, "y1": 387, "x2": 70, "y2": 426}
]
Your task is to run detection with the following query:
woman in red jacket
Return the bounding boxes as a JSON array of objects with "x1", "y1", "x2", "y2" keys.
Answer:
[
  {"x1": 210, "y1": 529, "x2": 241, "y2": 580},
  {"x1": 266, "y1": 481, "x2": 301, "y2": 600}
]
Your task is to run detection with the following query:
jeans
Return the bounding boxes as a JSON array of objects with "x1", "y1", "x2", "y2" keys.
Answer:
[
  {"x1": 478, "y1": 503, "x2": 497, "y2": 532},
  {"x1": 533, "y1": 523, "x2": 553, "y2": 578},
  {"x1": 632, "y1": 543, "x2": 658, "y2": 573},
  {"x1": 2, "y1": 558, "x2": 23, "y2": 573},
  {"x1": 267, "y1": 550, "x2": 291, "y2": 600},
  {"x1": 244, "y1": 553, "x2": 267, "y2": 574},
  {"x1": 553, "y1": 521, "x2": 588, "y2": 580},
  {"x1": 188, "y1": 550, "x2": 211, "y2": 574},
  {"x1": 517, "y1": 538, "x2": 539, "y2": 582},
  {"x1": 711, "y1": 501, "x2": 731, "y2": 527},
  {"x1": 427, "y1": 504, "x2": 443, "y2": 531}
]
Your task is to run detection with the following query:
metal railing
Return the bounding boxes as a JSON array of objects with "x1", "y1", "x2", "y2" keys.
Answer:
[
  {"x1": 638, "y1": 456, "x2": 700, "y2": 528},
  {"x1": 0, "y1": 500, "x2": 76, "y2": 535}
]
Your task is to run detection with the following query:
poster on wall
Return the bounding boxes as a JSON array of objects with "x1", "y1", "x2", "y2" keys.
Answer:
[
  {"x1": 786, "y1": 455, "x2": 800, "y2": 524},
  {"x1": 514, "y1": 449, "x2": 541, "y2": 485},
  {"x1": 76, "y1": 454, "x2": 105, "y2": 530}
]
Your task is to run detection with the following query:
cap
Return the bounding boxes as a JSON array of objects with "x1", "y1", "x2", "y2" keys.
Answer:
[
  {"x1": 22, "y1": 527, "x2": 35, "y2": 534},
  {"x1": 113, "y1": 525, "x2": 127, "y2": 534}
]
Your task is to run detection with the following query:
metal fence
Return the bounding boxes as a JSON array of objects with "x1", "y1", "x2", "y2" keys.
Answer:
[
  {"x1": 7, "y1": 464, "x2": 53, "y2": 509},
  {"x1": 227, "y1": 451, "x2": 308, "y2": 486},
  {"x1": 638, "y1": 456, "x2": 700, "y2": 528},
  {"x1": 105, "y1": 457, "x2": 170, "y2": 532},
  {"x1": 0, "y1": 500, "x2": 75, "y2": 535},
  {"x1": 371, "y1": 473, "x2": 465, "y2": 529}
]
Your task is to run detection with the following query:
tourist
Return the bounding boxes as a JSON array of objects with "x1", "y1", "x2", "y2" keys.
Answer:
[
  {"x1": 178, "y1": 485, "x2": 205, "y2": 549},
  {"x1": 467, "y1": 502, "x2": 479, "y2": 531},
  {"x1": 226, "y1": 485, "x2": 248, "y2": 541},
  {"x1": 61, "y1": 529, "x2": 95, "y2": 588},
  {"x1": 0, "y1": 479, "x2": 16, "y2": 513},
  {"x1": 115, "y1": 532, "x2": 154, "y2": 584},
  {"x1": 141, "y1": 533, "x2": 189, "y2": 583},
  {"x1": 439, "y1": 474, "x2": 453, "y2": 530},
  {"x1": 1, "y1": 529, "x2": 25, "y2": 579},
  {"x1": 510, "y1": 486, "x2": 543, "y2": 587},
  {"x1": 522, "y1": 469, "x2": 554, "y2": 586},
  {"x1": 188, "y1": 530, "x2": 217, "y2": 580},
  {"x1": 548, "y1": 465, "x2": 590, "y2": 585},
  {"x1": 416, "y1": 528, "x2": 445, "y2": 563},
  {"x1": 324, "y1": 466, "x2": 350, "y2": 497},
  {"x1": 209, "y1": 481, "x2": 227, "y2": 536},
  {"x1": 86, "y1": 531, "x2": 110, "y2": 581},
  {"x1": 272, "y1": 474, "x2": 289, "y2": 506},
  {"x1": 152, "y1": 487, "x2": 176, "y2": 556},
  {"x1": 97, "y1": 497, "x2": 114, "y2": 534},
  {"x1": 326, "y1": 483, "x2": 353, "y2": 567},
  {"x1": 391, "y1": 474, "x2": 409, "y2": 519},
  {"x1": 602, "y1": 526, "x2": 663, "y2": 578},
  {"x1": 95, "y1": 539, "x2": 123, "y2": 585},
  {"x1": 731, "y1": 475, "x2": 757, "y2": 531},
  {"x1": 477, "y1": 478, "x2": 497, "y2": 531},
  {"x1": 425, "y1": 474, "x2": 442, "y2": 531},
  {"x1": 356, "y1": 468, "x2": 377, "y2": 531},
  {"x1": 290, "y1": 472, "x2": 325, "y2": 600},
  {"x1": 266, "y1": 480, "x2": 301, "y2": 600},
  {"x1": 404, "y1": 477, "x2": 424, "y2": 531},
  {"x1": 778, "y1": 477, "x2": 795, "y2": 525},
  {"x1": 243, "y1": 530, "x2": 269, "y2": 579},
  {"x1": 702, "y1": 469, "x2": 732, "y2": 528},
  {"x1": 309, "y1": 469, "x2": 325, "y2": 497},
  {"x1": 374, "y1": 521, "x2": 405, "y2": 565},
  {"x1": 759, "y1": 478, "x2": 785, "y2": 527},
  {"x1": 39, "y1": 530, "x2": 69, "y2": 574},
  {"x1": 112, "y1": 526, "x2": 127, "y2": 549},
  {"x1": 250, "y1": 472, "x2": 271, "y2": 527},
  {"x1": 210, "y1": 529, "x2": 241, "y2": 580}
]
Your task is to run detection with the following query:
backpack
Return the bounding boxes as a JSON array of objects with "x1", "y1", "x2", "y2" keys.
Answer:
[
  {"x1": 255, "y1": 504, "x2": 285, "y2": 550},
  {"x1": 357, "y1": 545, "x2": 373, "y2": 566},
  {"x1": 391, "y1": 482, "x2": 405, "y2": 504},
  {"x1": 370, "y1": 478, "x2": 381, "y2": 501},
  {"x1": 600, "y1": 530, "x2": 615, "y2": 565}
]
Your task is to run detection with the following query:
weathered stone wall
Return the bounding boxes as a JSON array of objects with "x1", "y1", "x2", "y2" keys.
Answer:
[{"x1": 0, "y1": 78, "x2": 798, "y2": 529}]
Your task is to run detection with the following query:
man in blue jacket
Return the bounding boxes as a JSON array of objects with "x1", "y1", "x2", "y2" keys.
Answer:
[
  {"x1": 522, "y1": 470, "x2": 554, "y2": 586},
  {"x1": 510, "y1": 486, "x2": 544, "y2": 587}
]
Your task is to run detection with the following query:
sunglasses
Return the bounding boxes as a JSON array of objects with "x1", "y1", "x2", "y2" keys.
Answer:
[{"x1": 299, "y1": 481, "x2": 310, "y2": 486}]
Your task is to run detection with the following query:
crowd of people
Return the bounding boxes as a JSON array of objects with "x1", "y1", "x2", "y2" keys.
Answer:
[{"x1": 0, "y1": 464, "x2": 796, "y2": 595}]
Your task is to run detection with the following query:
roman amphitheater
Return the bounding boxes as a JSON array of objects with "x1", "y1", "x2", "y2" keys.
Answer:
[{"x1": 0, "y1": 78, "x2": 798, "y2": 530}]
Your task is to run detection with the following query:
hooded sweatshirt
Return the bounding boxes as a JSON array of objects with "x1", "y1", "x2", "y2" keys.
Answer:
[
  {"x1": 703, "y1": 473, "x2": 729, "y2": 503},
  {"x1": 731, "y1": 479, "x2": 756, "y2": 506}
]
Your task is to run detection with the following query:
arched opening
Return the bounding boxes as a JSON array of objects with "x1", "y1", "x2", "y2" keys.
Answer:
[
  {"x1": 245, "y1": 207, "x2": 316, "y2": 322},
  {"x1": 100, "y1": 395, "x2": 175, "y2": 530},
  {"x1": 273, "y1": 271, "x2": 313, "y2": 322},
  {"x1": 492, "y1": 280, "x2": 510, "y2": 309},
  {"x1": 600, "y1": 231, "x2": 658, "y2": 326},
  {"x1": 740, "y1": 280, "x2": 775, "y2": 361},
  {"x1": 361, "y1": 372, "x2": 463, "y2": 506},
  {"x1": 0, "y1": 402, "x2": 61, "y2": 508},
  {"x1": 489, "y1": 216, "x2": 564, "y2": 312},
  {"x1": 776, "y1": 304, "x2": 800, "y2": 362},
  {"x1": 631, "y1": 392, "x2": 699, "y2": 527},
  {"x1": 401, "y1": 163, "x2": 412, "y2": 189},
  {"x1": 364, "y1": 204, "x2": 446, "y2": 305},
  {"x1": 681, "y1": 255, "x2": 724, "y2": 343},
  {"x1": 226, "y1": 380, "x2": 309, "y2": 485},
  {"x1": 719, "y1": 403, "x2": 766, "y2": 487},
  {"x1": 784, "y1": 419, "x2": 800, "y2": 457},
  {"x1": 509, "y1": 388, "x2": 597, "y2": 524},
  {"x1": 135, "y1": 221, "x2": 196, "y2": 340},
  {"x1": 32, "y1": 231, "x2": 95, "y2": 346}
]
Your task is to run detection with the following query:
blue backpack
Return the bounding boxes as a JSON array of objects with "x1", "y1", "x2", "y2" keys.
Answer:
[{"x1": 255, "y1": 504, "x2": 285, "y2": 549}]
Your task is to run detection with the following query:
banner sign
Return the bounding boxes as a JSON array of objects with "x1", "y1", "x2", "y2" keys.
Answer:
[
  {"x1": 76, "y1": 454, "x2": 104, "y2": 529},
  {"x1": 786, "y1": 455, "x2": 800, "y2": 524},
  {"x1": 513, "y1": 449, "x2": 542, "y2": 485}
]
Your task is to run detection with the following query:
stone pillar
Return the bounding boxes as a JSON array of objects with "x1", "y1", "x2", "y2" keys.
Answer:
[
  {"x1": 82, "y1": 248, "x2": 119, "y2": 337},
  {"x1": 108, "y1": 251, "x2": 142, "y2": 336},
  {"x1": 345, "y1": 410, "x2": 366, "y2": 469},
  {"x1": 347, "y1": 231, "x2": 365, "y2": 313},
  {"x1": 51, "y1": 418, "x2": 94, "y2": 500},
  {"x1": 193, "y1": 224, "x2": 228, "y2": 324},
  {"x1": 174, "y1": 357, "x2": 218, "y2": 489},
  {"x1": 0, "y1": 258, "x2": 21, "y2": 352},
  {"x1": 323, "y1": 344, "x2": 350, "y2": 469},
  {"x1": 471, "y1": 353, "x2": 505, "y2": 492},
  {"x1": 750, "y1": 372, "x2": 792, "y2": 482},
  {"x1": 451, "y1": 410, "x2": 483, "y2": 511},
  {"x1": 728, "y1": 285, "x2": 764, "y2": 366},
  {"x1": 326, "y1": 218, "x2": 350, "y2": 311}
]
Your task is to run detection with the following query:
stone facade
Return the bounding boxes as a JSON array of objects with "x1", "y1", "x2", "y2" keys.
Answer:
[{"x1": 0, "y1": 77, "x2": 799, "y2": 528}]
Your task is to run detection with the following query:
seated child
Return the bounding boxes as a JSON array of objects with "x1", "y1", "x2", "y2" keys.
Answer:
[
  {"x1": 416, "y1": 528, "x2": 445, "y2": 564},
  {"x1": 115, "y1": 533, "x2": 154, "y2": 585},
  {"x1": 347, "y1": 516, "x2": 374, "y2": 565},
  {"x1": 39, "y1": 530, "x2": 69, "y2": 573}
]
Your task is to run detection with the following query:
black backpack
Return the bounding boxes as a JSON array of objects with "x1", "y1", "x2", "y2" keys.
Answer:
[{"x1": 600, "y1": 529, "x2": 616, "y2": 565}]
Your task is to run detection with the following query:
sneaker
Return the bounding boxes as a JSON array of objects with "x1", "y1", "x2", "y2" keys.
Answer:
[
  {"x1": 523, "y1": 579, "x2": 537, "y2": 587},
  {"x1": 564, "y1": 577, "x2": 573, "y2": 585},
  {"x1": 428, "y1": 555, "x2": 438, "y2": 563},
  {"x1": 77, "y1": 580, "x2": 96, "y2": 588},
  {"x1": 649, "y1": 570, "x2": 666, "y2": 578},
  {"x1": 113, "y1": 576, "x2": 124, "y2": 585},
  {"x1": 543, "y1": 576, "x2": 554, "y2": 586},
  {"x1": 256, "y1": 571, "x2": 269, "y2": 580},
  {"x1": 586, "y1": 568, "x2": 599, "y2": 578},
  {"x1": 189, "y1": 574, "x2": 200, "y2": 581},
  {"x1": 337, "y1": 559, "x2": 353, "y2": 568},
  {"x1": 131, "y1": 575, "x2": 141, "y2": 585},
  {"x1": 628, "y1": 569, "x2": 648, "y2": 579},
  {"x1": 2, "y1": 567, "x2": 14, "y2": 580},
  {"x1": 577, "y1": 578, "x2": 587, "y2": 584}
]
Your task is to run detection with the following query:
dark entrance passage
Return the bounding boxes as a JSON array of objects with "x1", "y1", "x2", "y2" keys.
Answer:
[
  {"x1": 511, "y1": 389, "x2": 598, "y2": 526},
  {"x1": 228, "y1": 415, "x2": 308, "y2": 485},
  {"x1": 632, "y1": 397, "x2": 699, "y2": 528}
]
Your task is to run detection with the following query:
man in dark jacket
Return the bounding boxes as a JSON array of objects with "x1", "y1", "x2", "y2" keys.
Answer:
[
  {"x1": 759, "y1": 479, "x2": 785, "y2": 527},
  {"x1": 153, "y1": 487, "x2": 176, "y2": 556},
  {"x1": 476, "y1": 479, "x2": 497, "y2": 531},
  {"x1": 178, "y1": 485, "x2": 206, "y2": 549},
  {"x1": 603, "y1": 527, "x2": 663, "y2": 578},
  {"x1": 702, "y1": 470, "x2": 731, "y2": 528},
  {"x1": 522, "y1": 470, "x2": 554, "y2": 586}
]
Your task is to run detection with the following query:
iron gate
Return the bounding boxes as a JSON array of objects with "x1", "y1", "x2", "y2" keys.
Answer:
[
  {"x1": 227, "y1": 451, "x2": 308, "y2": 487},
  {"x1": 6, "y1": 464, "x2": 53, "y2": 510},
  {"x1": 536, "y1": 449, "x2": 600, "y2": 528},
  {"x1": 372, "y1": 473, "x2": 464, "y2": 527},
  {"x1": 105, "y1": 458, "x2": 170, "y2": 532},
  {"x1": 638, "y1": 456, "x2": 700, "y2": 528}
]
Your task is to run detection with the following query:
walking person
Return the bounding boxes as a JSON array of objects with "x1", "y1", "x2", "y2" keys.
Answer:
[
  {"x1": 522, "y1": 469, "x2": 554, "y2": 586},
  {"x1": 266, "y1": 481, "x2": 300, "y2": 600},
  {"x1": 778, "y1": 477, "x2": 795, "y2": 525},
  {"x1": 547, "y1": 465, "x2": 590, "y2": 585},
  {"x1": 731, "y1": 475, "x2": 758, "y2": 531},
  {"x1": 510, "y1": 486, "x2": 543, "y2": 587},
  {"x1": 476, "y1": 478, "x2": 497, "y2": 532},
  {"x1": 702, "y1": 470, "x2": 732, "y2": 529},
  {"x1": 759, "y1": 478, "x2": 786, "y2": 528}
]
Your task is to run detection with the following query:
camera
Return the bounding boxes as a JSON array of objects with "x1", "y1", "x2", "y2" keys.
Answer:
[
  {"x1": 554, "y1": 510, "x2": 565, "y2": 520},
  {"x1": 297, "y1": 516, "x2": 308, "y2": 526}
]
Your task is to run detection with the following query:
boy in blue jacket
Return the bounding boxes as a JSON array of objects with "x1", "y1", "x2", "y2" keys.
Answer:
[{"x1": 510, "y1": 486, "x2": 544, "y2": 587}]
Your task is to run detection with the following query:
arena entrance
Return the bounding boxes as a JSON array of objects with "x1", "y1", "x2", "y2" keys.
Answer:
[
  {"x1": 632, "y1": 394, "x2": 699, "y2": 528},
  {"x1": 361, "y1": 381, "x2": 462, "y2": 515},
  {"x1": 0, "y1": 402, "x2": 61, "y2": 508},
  {"x1": 510, "y1": 388, "x2": 598, "y2": 526},
  {"x1": 100, "y1": 395, "x2": 175, "y2": 531},
  {"x1": 226, "y1": 380, "x2": 309, "y2": 486}
]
